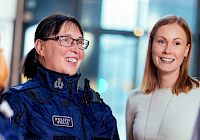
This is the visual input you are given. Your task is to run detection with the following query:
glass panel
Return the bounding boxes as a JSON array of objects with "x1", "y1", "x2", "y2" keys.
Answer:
[
  {"x1": 138, "y1": 0, "x2": 150, "y2": 30},
  {"x1": 148, "y1": 0, "x2": 197, "y2": 32},
  {"x1": 81, "y1": 0, "x2": 102, "y2": 28},
  {"x1": 101, "y1": 0, "x2": 139, "y2": 31},
  {"x1": 98, "y1": 34, "x2": 137, "y2": 138},
  {"x1": 23, "y1": 24, "x2": 37, "y2": 57},
  {"x1": 134, "y1": 34, "x2": 149, "y2": 88}
]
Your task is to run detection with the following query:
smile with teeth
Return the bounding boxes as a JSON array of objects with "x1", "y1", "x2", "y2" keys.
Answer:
[
  {"x1": 66, "y1": 58, "x2": 77, "y2": 63},
  {"x1": 160, "y1": 57, "x2": 174, "y2": 62}
]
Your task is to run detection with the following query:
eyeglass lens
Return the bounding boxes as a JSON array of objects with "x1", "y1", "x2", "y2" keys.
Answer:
[{"x1": 59, "y1": 36, "x2": 88, "y2": 49}]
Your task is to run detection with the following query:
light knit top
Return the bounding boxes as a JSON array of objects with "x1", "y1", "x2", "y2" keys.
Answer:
[{"x1": 126, "y1": 88, "x2": 200, "y2": 140}]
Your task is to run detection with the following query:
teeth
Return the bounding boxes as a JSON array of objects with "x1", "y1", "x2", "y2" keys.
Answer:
[
  {"x1": 161, "y1": 58, "x2": 174, "y2": 62},
  {"x1": 66, "y1": 58, "x2": 77, "y2": 63}
]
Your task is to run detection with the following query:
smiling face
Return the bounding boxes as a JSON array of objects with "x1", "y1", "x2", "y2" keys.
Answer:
[
  {"x1": 152, "y1": 23, "x2": 190, "y2": 76},
  {"x1": 36, "y1": 21, "x2": 85, "y2": 75}
]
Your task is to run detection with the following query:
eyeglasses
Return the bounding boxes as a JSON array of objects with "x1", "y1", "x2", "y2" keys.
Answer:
[{"x1": 41, "y1": 36, "x2": 89, "y2": 50}]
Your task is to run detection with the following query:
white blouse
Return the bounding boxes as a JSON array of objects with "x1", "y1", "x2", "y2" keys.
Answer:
[{"x1": 126, "y1": 88, "x2": 200, "y2": 140}]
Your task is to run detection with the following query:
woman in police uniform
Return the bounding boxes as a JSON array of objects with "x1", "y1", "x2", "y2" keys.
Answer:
[{"x1": 1, "y1": 13, "x2": 119, "y2": 140}]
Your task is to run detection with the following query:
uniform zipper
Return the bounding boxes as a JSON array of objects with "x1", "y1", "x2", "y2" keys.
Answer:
[{"x1": 69, "y1": 80, "x2": 86, "y2": 140}]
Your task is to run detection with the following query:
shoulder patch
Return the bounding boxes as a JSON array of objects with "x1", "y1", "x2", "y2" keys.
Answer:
[
  {"x1": 12, "y1": 85, "x2": 23, "y2": 90},
  {"x1": 9, "y1": 81, "x2": 41, "y2": 92}
]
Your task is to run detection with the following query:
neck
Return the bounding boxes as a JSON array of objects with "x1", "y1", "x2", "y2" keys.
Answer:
[{"x1": 157, "y1": 70, "x2": 180, "y2": 89}]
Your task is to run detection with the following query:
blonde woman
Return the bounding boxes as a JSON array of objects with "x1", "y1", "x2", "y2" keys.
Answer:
[{"x1": 126, "y1": 15, "x2": 200, "y2": 140}]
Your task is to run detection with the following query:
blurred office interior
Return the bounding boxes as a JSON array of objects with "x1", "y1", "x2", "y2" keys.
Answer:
[{"x1": 1, "y1": 0, "x2": 200, "y2": 139}]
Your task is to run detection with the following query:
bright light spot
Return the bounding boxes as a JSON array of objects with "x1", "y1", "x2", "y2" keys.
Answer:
[
  {"x1": 98, "y1": 78, "x2": 108, "y2": 93},
  {"x1": 24, "y1": 24, "x2": 37, "y2": 57},
  {"x1": 134, "y1": 27, "x2": 144, "y2": 36}
]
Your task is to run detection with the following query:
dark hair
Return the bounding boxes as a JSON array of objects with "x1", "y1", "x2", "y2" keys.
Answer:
[
  {"x1": 22, "y1": 13, "x2": 84, "y2": 79},
  {"x1": 140, "y1": 15, "x2": 199, "y2": 95}
]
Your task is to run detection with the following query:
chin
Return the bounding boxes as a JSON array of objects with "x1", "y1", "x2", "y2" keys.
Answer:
[
  {"x1": 67, "y1": 71, "x2": 77, "y2": 76},
  {"x1": 159, "y1": 68, "x2": 175, "y2": 73},
  {"x1": 63, "y1": 67, "x2": 77, "y2": 75},
  {"x1": 68, "y1": 73, "x2": 74, "y2": 76}
]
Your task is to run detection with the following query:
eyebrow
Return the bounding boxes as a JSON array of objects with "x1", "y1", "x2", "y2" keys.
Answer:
[
  {"x1": 62, "y1": 34, "x2": 83, "y2": 39},
  {"x1": 156, "y1": 36, "x2": 183, "y2": 41},
  {"x1": 173, "y1": 38, "x2": 184, "y2": 42},
  {"x1": 156, "y1": 36, "x2": 166, "y2": 40}
]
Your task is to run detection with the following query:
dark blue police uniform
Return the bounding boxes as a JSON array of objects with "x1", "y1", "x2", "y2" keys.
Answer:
[{"x1": 1, "y1": 64, "x2": 119, "y2": 140}]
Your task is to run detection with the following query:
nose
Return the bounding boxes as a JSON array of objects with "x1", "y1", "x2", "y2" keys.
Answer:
[
  {"x1": 70, "y1": 40, "x2": 80, "y2": 53},
  {"x1": 163, "y1": 43, "x2": 171, "y2": 54}
]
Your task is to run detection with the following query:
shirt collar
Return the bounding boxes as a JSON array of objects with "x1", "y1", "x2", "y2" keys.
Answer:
[{"x1": 36, "y1": 63, "x2": 81, "y2": 92}]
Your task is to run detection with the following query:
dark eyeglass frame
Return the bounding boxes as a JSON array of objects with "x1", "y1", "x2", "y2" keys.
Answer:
[{"x1": 41, "y1": 36, "x2": 89, "y2": 50}]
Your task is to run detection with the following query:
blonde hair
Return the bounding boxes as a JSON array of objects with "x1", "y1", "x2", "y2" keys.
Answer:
[{"x1": 140, "y1": 15, "x2": 199, "y2": 95}]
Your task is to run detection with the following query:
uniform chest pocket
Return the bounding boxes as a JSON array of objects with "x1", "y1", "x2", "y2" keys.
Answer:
[
  {"x1": 29, "y1": 101, "x2": 74, "y2": 122},
  {"x1": 27, "y1": 104, "x2": 75, "y2": 135}
]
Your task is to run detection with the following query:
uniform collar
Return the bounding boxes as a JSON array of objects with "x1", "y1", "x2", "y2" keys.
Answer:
[{"x1": 36, "y1": 63, "x2": 81, "y2": 92}]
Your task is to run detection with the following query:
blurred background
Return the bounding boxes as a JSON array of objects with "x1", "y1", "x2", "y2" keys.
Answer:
[{"x1": 1, "y1": 0, "x2": 200, "y2": 139}]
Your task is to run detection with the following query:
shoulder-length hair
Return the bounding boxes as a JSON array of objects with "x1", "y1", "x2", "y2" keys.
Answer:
[
  {"x1": 22, "y1": 13, "x2": 83, "y2": 79},
  {"x1": 140, "y1": 15, "x2": 199, "y2": 95}
]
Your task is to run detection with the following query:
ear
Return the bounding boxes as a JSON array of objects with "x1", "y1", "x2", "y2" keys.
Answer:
[
  {"x1": 35, "y1": 39, "x2": 45, "y2": 57},
  {"x1": 184, "y1": 44, "x2": 190, "y2": 57}
]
